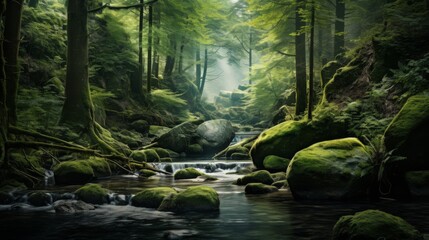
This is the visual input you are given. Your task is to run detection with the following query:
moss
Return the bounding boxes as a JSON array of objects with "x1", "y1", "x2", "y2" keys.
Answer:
[
  {"x1": 237, "y1": 170, "x2": 274, "y2": 186},
  {"x1": 27, "y1": 192, "x2": 52, "y2": 206},
  {"x1": 332, "y1": 210, "x2": 423, "y2": 240},
  {"x1": 225, "y1": 146, "x2": 248, "y2": 158},
  {"x1": 143, "y1": 149, "x2": 160, "y2": 162},
  {"x1": 130, "y1": 120, "x2": 149, "y2": 134},
  {"x1": 187, "y1": 144, "x2": 203, "y2": 154},
  {"x1": 160, "y1": 157, "x2": 173, "y2": 162},
  {"x1": 231, "y1": 153, "x2": 250, "y2": 160},
  {"x1": 0, "y1": 179, "x2": 27, "y2": 192},
  {"x1": 286, "y1": 138, "x2": 374, "y2": 200},
  {"x1": 159, "y1": 186, "x2": 219, "y2": 213},
  {"x1": 139, "y1": 169, "x2": 157, "y2": 178},
  {"x1": 131, "y1": 187, "x2": 177, "y2": 208},
  {"x1": 245, "y1": 183, "x2": 278, "y2": 194},
  {"x1": 174, "y1": 168, "x2": 204, "y2": 180},
  {"x1": 272, "y1": 180, "x2": 288, "y2": 189},
  {"x1": 263, "y1": 155, "x2": 290, "y2": 173},
  {"x1": 149, "y1": 125, "x2": 171, "y2": 138},
  {"x1": 54, "y1": 161, "x2": 94, "y2": 185},
  {"x1": 152, "y1": 148, "x2": 171, "y2": 158},
  {"x1": 130, "y1": 150, "x2": 147, "y2": 162},
  {"x1": 324, "y1": 64, "x2": 362, "y2": 102},
  {"x1": 87, "y1": 157, "x2": 111, "y2": 178},
  {"x1": 75, "y1": 184, "x2": 109, "y2": 205},
  {"x1": 271, "y1": 172, "x2": 287, "y2": 182}
]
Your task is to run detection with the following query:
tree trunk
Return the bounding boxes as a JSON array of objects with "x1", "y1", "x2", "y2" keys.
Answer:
[
  {"x1": 0, "y1": 0, "x2": 7, "y2": 167},
  {"x1": 28, "y1": 0, "x2": 38, "y2": 8},
  {"x1": 147, "y1": 4, "x2": 153, "y2": 93},
  {"x1": 163, "y1": 38, "x2": 176, "y2": 90},
  {"x1": 3, "y1": 0, "x2": 24, "y2": 126},
  {"x1": 308, "y1": 1, "x2": 315, "y2": 120},
  {"x1": 334, "y1": 0, "x2": 345, "y2": 57},
  {"x1": 131, "y1": 0, "x2": 144, "y2": 97},
  {"x1": 195, "y1": 45, "x2": 201, "y2": 90},
  {"x1": 295, "y1": 0, "x2": 307, "y2": 116},
  {"x1": 152, "y1": 3, "x2": 160, "y2": 88},
  {"x1": 178, "y1": 40, "x2": 185, "y2": 74},
  {"x1": 249, "y1": 30, "x2": 253, "y2": 84},
  {"x1": 199, "y1": 47, "x2": 208, "y2": 98},
  {"x1": 60, "y1": 0, "x2": 93, "y2": 129}
]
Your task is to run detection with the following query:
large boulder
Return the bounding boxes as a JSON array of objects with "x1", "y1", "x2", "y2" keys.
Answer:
[
  {"x1": 236, "y1": 170, "x2": 274, "y2": 186},
  {"x1": 158, "y1": 186, "x2": 219, "y2": 213},
  {"x1": 53, "y1": 200, "x2": 95, "y2": 213},
  {"x1": 131, "y1": 187, "x2": 177, "y2": 208},
  {"x1": 332, "y1": 210, "x2": 423, "y2": 240},
  {"x1": 74, "y1": 184, "x2": 110, "y2": 205},
  {"x1": 54, "y1": 161, "x2": 94, "y2": 185},
  {"x1": 384, "y1": 95, "x2": 429, "y2": 170},
  {"x1": 155, "y1": 120, "x2": 202, "y2": 153},
  {"x1": 196, "y1": 119, "x2": 235, "y2": 154},
  {"x1": 250, "y1": 118, "x2": 347, "y2": 169},
  {"x1": 244, "y1": 183, "x2": 278, "y2": 194},
  {"x1": 174, "y1": 168, "x2": 204, "y2": 180},
  {"x1": 263, "y1": 155, "x2": 290, "y2": 173},
  {"x1": 286, "y1": 138, "x2": 374, "y2": 200},
  {"x1": 27, "y1": 192, "x2": 53, "y2": 206}
]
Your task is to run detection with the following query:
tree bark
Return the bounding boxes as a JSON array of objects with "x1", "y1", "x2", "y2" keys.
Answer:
[
  {"x1": 0, "y1": 0, "x2": 7, "y2": 167},
  {"x1": 28, "y1": 0, "x2": 38, "y2": 8},
  {"x1": 152, "y1": 3, "x2": 160, "y2": 88},
  {"x1": 308, "y1": 1, "x2": 315, "y2": 120},
  {"x1": 178, "y1": 40, "x2": 185, "y2": 74},
  {"x1": 147, "y1": 4, "x2": 153, "y2": 93},
  {"x1": 3, "y1": 0, "x2": 24, "y2": 126},
  {"x1": 334, "y1": 0, "x2": 345, "y2": 57},
  {"x1": 195, "y1": 45, "x2": 201, "y2": 90},
  {"x1": 249, "y1": 30, "x2": 253, "y2": 84},
  {"x1": 199, "y1": 47, "x2": 208, "y2": 99},
  {"x1": 295, "y1": 0, "x2": 307, "y2": 116},
  {"x1": 163, "y1": 37, "x2": 176, "y2": 90},
  {"x1": 131, "y1": 0, "x2": 144, "y2": 97}
]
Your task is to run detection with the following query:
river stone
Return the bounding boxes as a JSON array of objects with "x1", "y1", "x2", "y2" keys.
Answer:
[
  {"x1": 384, "y1": 95, "x2": 429, "y2": 170},
  {"x1": 236, "y1": 170, "x2": 274, "y2": 186},
  {"x1": 196, "y1": 119, "x2": 235, "y2": 154},
  {"x1": 286, "y1": 138, "x2": 374, "y2": 200},
  {"x1": 263, "y1": 155, "x2": 290, "y2": 173},
  {"x1": 245, "y1": 183, "x2": 278, "y2": 194},
  {"x1": 54, "y1": 160, "x2": 94, "y2": 185},
  {"x1": 0, "y1": 191, "x2": 14, "y2": 204},
  {"x1": 87, "y1": 157, "x2": 111, "y2": 178},
  {"x1": 131, "y1": 187, "x2": 177, "y2": 208},
  {"x1": 158, "y1": 186, "x2": 219, "y2": 213},
  {"x1": 53, "y1": 200, "x2": 95, "y2": 213},
  {"x1": 155, "y1": 120, "x2": 202, "y2": 153},
  {"x1": 174, "y1": 168, "x2": 204, "y2": 180},
  {"x1": 74, "y1": 184, "x2": 110, "y2": 205},
  {"x1": 405, "y1": 171, "x2": 429, "y2": 199},
  {"x1": 27, "y1": 192, "x2": 53, "y2": 206},
  {"x1": 332, "y1": 210, "x2": 424, "y2": 240}
]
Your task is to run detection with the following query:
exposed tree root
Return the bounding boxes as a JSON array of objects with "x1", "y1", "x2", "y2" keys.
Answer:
[{"x1": 213, "y1": 135, "x2": 259, "y2": 160}]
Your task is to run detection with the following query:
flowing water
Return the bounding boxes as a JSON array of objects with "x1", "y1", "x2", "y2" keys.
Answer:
[{"x1": 1, "y1": 160, "x2": 429, "y2": 240}]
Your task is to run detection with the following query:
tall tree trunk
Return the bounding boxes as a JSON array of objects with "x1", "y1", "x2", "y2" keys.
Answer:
[
  {"x1": 0, "y1": 0, "x2": 7, "y2": 167},
  {"x1": 308, "y1": 1, "x2": 315, "y2": 120},
  {"x1": 249, "y1": 30, "x2": 253, "y2": 84},
  {"x1": 295, "y1": 0, "x2": 307, "y2": 116},
  {"x1": 3, "y1": 0, "x2": 24, "y2": 126},
  {"x1": 131, "y1": 0, "x2": 144, "y2": 97},
  {"x1": 60, "y1": 0, "x2": 93, "y2": 129},
  {"x1": 195, "y1": 45, "x2": 201, "y2": 90},
  {"x1": 147, "y1": 4, "x2": 153, "y2": 93},
  {"x1": 178, "y1": 40, "x2": 185, "y2": 74},
  {"x1": 163, "y1": 38, "x2": 176, "y2": 90},
  {"x1": 334, "y1": 0, "x2": 345, "y2": 57},
  {"x1": 152, "y1": 3, "x2": 160, "y2": 88},
  {"x1": 199, "y1": 47, "x2": 208, "y2": 99}
]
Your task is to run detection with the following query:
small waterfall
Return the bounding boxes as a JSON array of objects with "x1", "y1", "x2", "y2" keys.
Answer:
[
  {"x1": 153, "y1": 161, "x2": 253, "y2": 174},
  {"x1": 44, "y1": 170, "x2": 55, "y2": 186}
]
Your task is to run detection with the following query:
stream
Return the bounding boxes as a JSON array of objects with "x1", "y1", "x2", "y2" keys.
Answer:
[{"x1": 1, "y1": 160, "x2": 429, "y2": 240}]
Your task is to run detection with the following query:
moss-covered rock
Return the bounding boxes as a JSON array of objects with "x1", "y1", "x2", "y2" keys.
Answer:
[
  {"x1": 272, "y1": 180, "x2": 288, "y2": 189},
  {"x1": 174, "y1": 168, "x2": 204, "y2": 180},
  {"x1": 139, "y1": 169, "x2": 157, "y2": 178},
  {"x1": 143, "y1": 149, "x2": 160, "y2": 162},
  {"x1": 130, "y1": 150, "x2": 147, "y2": 162},
  {"x1": 27, "y1": 192, "x2": 52, "y2": 206},
  {"x1": 74, "y1": 184, "x2": 109, "y2": 205},
  {"x1": 384, "y1": 95, "x2": 429, "y2": 170},
  {"x1": 324, "y1": 64, "x2": 362, "y2": 102},
  {"x1": 263, "y1": 155, "x2": 290, "y2": 173},
  {"x1": 245, "y1": 183, "x2": 278, "y2": 194},
  {"x1": 286, "y1": 138, "x2": 374, "y2": 200},
  {"x1": 225, "y1": 146, "x2": 248, "y2": 159},
  {"x1": 156, "y1": 120, "x2": 202, "y2": 153},
  {"x1": 54, "y1": 161, "x2": 94, "y2": 185},
  {"x1": 271, "y1": 172, "x2": 287, "y2": 182},
  {"x1": 131, "y1": 187, "x2": 177, "y2": 208},
  {"x1": 196, "y1": 119, "x2": 235, "y2": 154},
  {"x1": 87, "y1": 157, "x2": 111, "y2": 178},
  {"x1": 160, "y1": 157, "x2": 173, "y2": 162},
  {"x1": 158, "y1": 186, "x2": 219, "y2": 213},
  {"x1": 151, "y1": 148, "x2": 170, "y2": 158},
  {"x1": 320, "y1": 60, "x2": 342, "y2": 88},
  {"x1": 332, "y1": 210, "x2": 423, "y2": 240},
  {"x1": 250, "y1": 118, "x2": 347, "y2": 169},
  {"x1": 187, "y1": 144, "x2": 204, "y2": 154},
  {"x1": 230, "y1": 153, "x2": 250, "y2": 160},
  {"x1": 236, "y1": 170, "x2": 274, "y2": 186},
  {"x1": 405, "y1": 171, "x2": 429, "y2": 199},
  {"x1": 130, "y1": 120, "x2": 149, "y2": 134},
  {"x1": 148, "y1": 125, "x2": 171, "y2": 138}
]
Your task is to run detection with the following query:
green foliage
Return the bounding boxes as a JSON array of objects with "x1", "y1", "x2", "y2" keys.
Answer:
[
  {"x1": 150, "y1": 89, "x2": 191, "y2": 121},
  {"x1": 90, "y1": 87, "x2": 116, "y2": 126}
]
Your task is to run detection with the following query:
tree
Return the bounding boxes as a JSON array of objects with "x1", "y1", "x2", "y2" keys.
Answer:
[
  {"x1": 295, "y1": 0, "x2": 307, "y2": 116},
  {"x1": 0, "y1": 0, "x2": 7, "y2": 167},
  {"x1": 308, "y1": 1, "x2": 315, "y2": 120},
  {"x1": 147, "y1": 3, "x2": 153, "y2": 92},
  {"x1": 334, "y1": 0, "x2": 345, "y2": 57}
]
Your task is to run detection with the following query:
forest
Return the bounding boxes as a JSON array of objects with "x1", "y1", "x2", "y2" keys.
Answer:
[{"x1": 0, "y1": 0, "x2": 429, "y2": 239}]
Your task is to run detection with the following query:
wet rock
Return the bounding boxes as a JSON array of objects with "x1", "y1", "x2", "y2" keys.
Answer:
[
  {"x1": 158, "y1": 186, "x2": 219, "y2": 213},
  {"x1": 245, "y1": 183, "x2": 278, "y2": 194},
  {"x1": 54, "y1": 160, "x2": 94, "y2": 185},
  {"x1": 163, "y1": 229, "x2": 198, "y2": 240},
  {"x1": 230, "y1": 153, "x2": 249, "y2": 160},
  {"x1": 53, "y1": 200, "x2": 95, "y2": 213},
  {"x1": 87, "y1": 157, "x2": 111, "y2": 178},
  {"x1": 151, "y1": 148, "x2": 171, "y2": 158},
  {"x1": 286, "y1": 138, "x2": 374, "y2": 200},
  {"x1": 131, "y1": 187, "x2": 177, "y2": 208},
  {"x1": 272, "y1": 180, "x2": 288, "y2": 189},
  {"x1": 74, "y1": 184, "x2": 110, "y2": 205},
  {"x1": 174, "y1": 168, "x2": 204, "y2": 180},
  {"x1": 332, "y1": 210, "x2": 423, "y2": 240},
  {"x1": 263, "y1": 155, "x2": 290, "y2": 173},
  {"x1": 113, "y1": 194, "x2": 130, "y2": 206},
  {"x1": 271, "y1": 172, "x2": 287, "y2": 182},
  {"x1": 0, "y1": 191, "x2": 14, "y2": 205},
  {"x1": 28, "y1": 192, "x2": 52, "y2": 206},
  {"x1": 405, "y1": 171, "x2": 429, "y2": 199},
  {"x1": 139, "y1": 169, "x2": 157, "y2": 178},
  {"x1": 236, "y1": 170, "x2": 274, "y2": 186},
  {"x1": 196, "y1": 119, "x2": 235, "y2": 154},
  {"x1": 156, "y1": 120, "x2": 202, "y2": 153},
  {"x1": 225, "y1": 146, "x2": 248, "y2": 159},
  {"x1": 164, "y1": 164, "x2": 173, "y2": 173}
]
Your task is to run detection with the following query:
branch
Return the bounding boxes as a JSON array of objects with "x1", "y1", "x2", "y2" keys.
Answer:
[
  {"x1": 276, "y1": 50, "x2": 295, "y2": 57},
  {"x1": 88, "y1": 0, "x2": 159, "y2": 13},
  {"x1": 233, "y1": 34, "x2": 250, "y2": 54}
]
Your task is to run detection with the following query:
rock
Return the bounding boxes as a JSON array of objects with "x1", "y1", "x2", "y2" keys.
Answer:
[
  {"x1": 272, "y1": 180, "x2": 288, "y2": 189},
  {"x1": 163, "y1": 230, "x2": 199, "y2": 239},
  {"x1": 74, "y1": 184, "x2": 110, "y2": 205},
  {"x1": 250, "y1": 118, "x2": 347, "y2": 169},
  {"x1": 236, "y1": 170, "x2": 274, "y2": 186},
  {"x1": 196, "y1": 119, "x2": 235, "y2": 154},
  {"x1": 130, "y1": 150, "x2": 147, "y2": 162},
  {"x1": 143, "y1": 149, "x2": 161, "y2": 162},
  {"x1": 286, "y1": 138, "x2": 374, "y2": 200},
  {"x1": 225, "y1": 146, "x2": 248, "y2": 159},
  {"x1": 151, "y1": 148, "x2": 171, "y2": 158},
  {"x1": 174, "y1": 168, "x2": 204, "y2": 180},
  {"x1": 384, "y1": 95, "x2": 429, "y2": 170},
  {"x1": 186, "y1": 144, "x2": 204, "y2": 154},
  {"x1": 0, "y1": 191, "x2": 14, "y2": 205},
  {"x1": 164, "y1": 164, "x2": 173, "y2": 173},
  {"x1": 156, "y1": 120, "x2": 202, "y2": 153},
  {"x1": 320, "y1": 60, "x2": 342, "y2": 88},
  {"x1": 158, "y1": 186, "x2": 219, "y2": 213},
  {"x1": 131, "y1": 187, "x2": 177, "y2": 208},
  {"x1": 139, "y1": 169, "x2": 157, "y2": 178},
  {"x1": 272, "y1": 106, "x2": 288, "y2": 125},
  {"x1": 53, "y1": 200, "x2": 95, "y2": 213},
  {"x1": 405, "y1": 171, "x2": 429, "y2": 199},
  {"x1": 27, "y1": 192, "x2": 52, "y2": 206},
  {"x1": 87, "y1": 157, "x2": 111, "y2": 178},
  {"x1": 324, "y1": 64, "x2": 363, "y2": 102},
  {"x1": 54, "y1": 161, "x2": 94, "y2": 185},
  {"x1": 332, "y1": 209, "x2": 424, "y2": 240},
  {"x1": 271, "y1": 172, "x2": 287, "y2": 182},
  {"x1": 130, "y1": 120, "x2": 150, "y2": 134},
  {"x1": 230, "y1": 153, "x2": 249, "y2": 160},
  {"x1": 149, "y1": 125, "x2": 171, "y2": 138},
  {"x1": 263, "y1": 155, "x2": 290, "y2": 173},
  {"x1": 245, "y1": 183, "x2": 278, "y2": 194}
]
